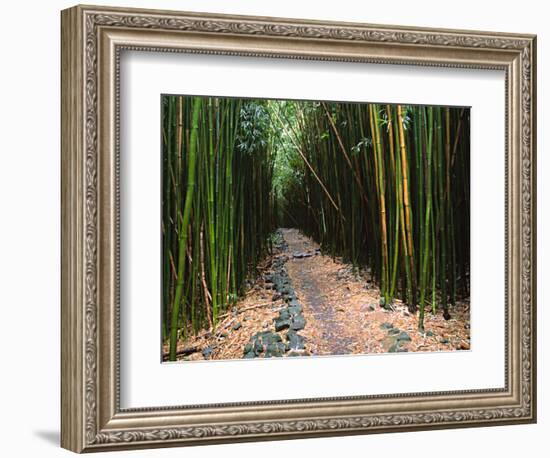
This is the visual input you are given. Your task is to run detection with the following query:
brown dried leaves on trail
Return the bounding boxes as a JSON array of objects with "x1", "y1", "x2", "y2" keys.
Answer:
[
  {"x1": 162, "y1": 255, "x2": 286, "y2": 362},
  {"x1": 283, "y1": 228, "x2": 470, "y2": 356},
  {"x1": 165, "y1": 228, "x2": 470, "y2": 362}
]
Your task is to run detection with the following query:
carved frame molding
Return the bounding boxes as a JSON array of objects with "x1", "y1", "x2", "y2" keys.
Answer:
[{"x1": 61, "y1": 4, "x2": 536, "y2": 452}]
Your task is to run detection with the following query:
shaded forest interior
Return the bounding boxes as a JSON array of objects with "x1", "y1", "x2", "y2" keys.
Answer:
[{"x1": 162, "y1": 95, "x2": 470, "y2": 361}]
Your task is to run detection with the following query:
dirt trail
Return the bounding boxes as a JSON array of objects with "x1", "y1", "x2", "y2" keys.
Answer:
[
  {"x1": 281, "y1": 228, "x2": 470, "y2": 356},
  {"x1": 168, "y1": 228, "x2": 470, "y2": 361},
  {"x1": 282, "y1": 229, "x2": 366, "y2": 355}
]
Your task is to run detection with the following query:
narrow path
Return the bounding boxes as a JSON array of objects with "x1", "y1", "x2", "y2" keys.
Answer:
[
  {"x1": 168, "y1": 228, "x2": 470, "y2": 361},
  {"x1": 281, "y1": 228, "x2": 470, "y2": 356},
  {"x1": 282, "y1": 228, "x2": 382, "y2": 355},
  {"x1": 282, "y1": 229, "x2": 361, "y2": 355}
]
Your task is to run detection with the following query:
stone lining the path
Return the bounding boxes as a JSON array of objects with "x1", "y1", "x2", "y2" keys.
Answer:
[
  {"x1": 243, "y1": 231, "x2": 309, "y2": 359},
  {"x1": 380, "y1": 322, "x2": 411, "y2": 352}
]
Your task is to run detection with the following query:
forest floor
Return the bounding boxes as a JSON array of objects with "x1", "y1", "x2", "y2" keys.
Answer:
[{"x1": 165, "y1": 228, "x2": 470, "y2": 362}]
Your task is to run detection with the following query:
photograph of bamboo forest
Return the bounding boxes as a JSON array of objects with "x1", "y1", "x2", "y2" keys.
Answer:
[{"x1": 161, "y1": 94, "x2": 470, "y2": 362}]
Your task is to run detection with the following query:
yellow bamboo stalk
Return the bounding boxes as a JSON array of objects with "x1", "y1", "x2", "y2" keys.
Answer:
[
  {"x1": 369, "y1": 104, "x2": 389, "y2": 302},
  {"x1": 397, "y1": 105, "x2": 417, "y2": 309}
]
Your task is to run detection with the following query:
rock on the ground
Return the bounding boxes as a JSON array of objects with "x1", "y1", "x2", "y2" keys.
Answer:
[
  {"x1": 290, "y1": 315, "x2": 306, "y2": 331},
  {"x1": 396, "y1": 331, "x2": 411, "y2": 342},
  {"x1": 202, "y1": 346, "x2": 214, "y2": 359},
  {"x1": 287, "y1": 349, "x2": 311, "y2": 357},
  {"x1": 264, "y1": 342, "x2": 286, "y2": 357},
  {"x1": 388, "y1": 341, "x2": 402, "y2": 353},
  {"x1": 253, "y1": 339, "x2": 264, "y2": 354},
  {"x1": 260, "y1": 331, "x2": 282, "y2": 344},
  {"x1": 293, "y1": 251, "x2": 314, "y2": 259},
  {"x1": 286, "y1": 329, "x2": 306, "y2": 350},
  {"x1": 284, "y1": 292, "x2": 297, "y2": 303},
  {"x1": 274, "y1": 317, "x2": 291, "y2": 332},
  {"x1": 244, "y1": 331, "x2": 286, "y2": 358},
  {"x1": 278, "y1": 309, "x2": 291, "y2": 320},
  {"x1": 288, "y1": 304, "x2": 303, "y2": 316}
]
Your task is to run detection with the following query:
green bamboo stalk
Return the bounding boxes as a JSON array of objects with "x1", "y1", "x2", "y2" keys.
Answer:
[
  {"x1": 418, "y1": 106, "x2": 434, "y2": 331},
  {"x1": 434, "y1": 108, "x2": 449, "y2": 320},
  {"x1": 169, "y1": 96, "x2": 202, "y2": 361}
]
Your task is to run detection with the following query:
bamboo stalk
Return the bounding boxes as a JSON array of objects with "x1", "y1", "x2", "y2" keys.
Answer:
[
  {"x1": 369, "y1": 104, "x2": 390, "y2": 306},
  {"x1": 396, "y1": 105, "x2": 417, "y2": 313},
  {"x1": 169, "y1": 97, "x2": 203, "y2": 361},
  {"x1": 386, "y1": 105, "x2": 400, "y2": 299},
  {"x1": 418, "y1": 107, "x2": 434, "y2": 331}
]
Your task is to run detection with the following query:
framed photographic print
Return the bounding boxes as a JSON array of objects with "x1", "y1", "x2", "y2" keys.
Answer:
[{"x1": 61, "y1": 4, "x2": 537, "y2": 453}]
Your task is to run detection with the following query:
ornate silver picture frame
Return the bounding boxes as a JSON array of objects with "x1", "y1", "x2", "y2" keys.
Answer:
[{"x1": 61, "y1": 4, "x2": 536, "y2": 452}]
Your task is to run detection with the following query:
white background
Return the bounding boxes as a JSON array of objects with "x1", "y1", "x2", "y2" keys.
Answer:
[
  {"x1": 0, "y1": 0, "x2": 547, "y2": 457},
  {"x1": 121, "y1": 53, "x2": 505, "y2": 407}
]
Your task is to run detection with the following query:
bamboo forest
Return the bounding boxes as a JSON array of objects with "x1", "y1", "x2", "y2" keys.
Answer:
[{"x1": 161, "y1": 95, "x2": 470, "y2": 362}]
